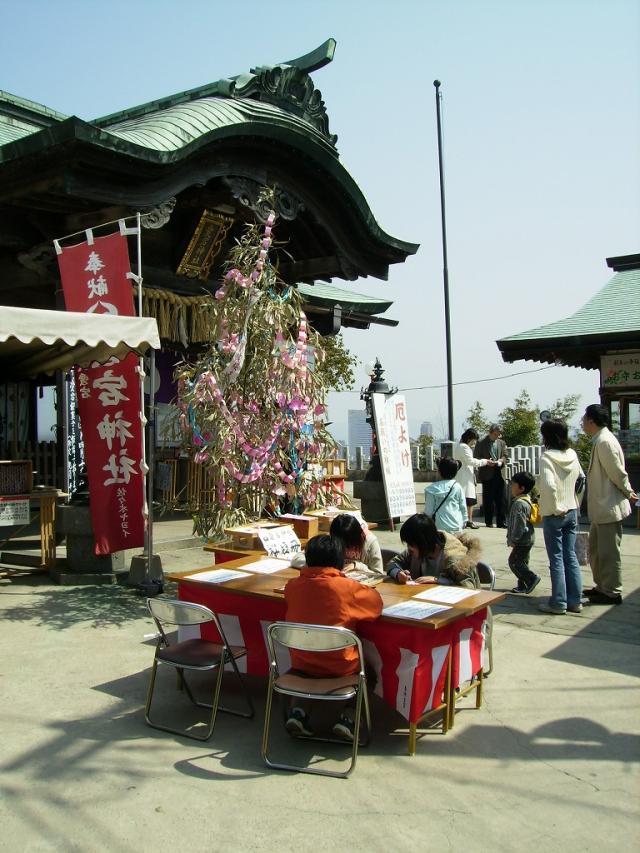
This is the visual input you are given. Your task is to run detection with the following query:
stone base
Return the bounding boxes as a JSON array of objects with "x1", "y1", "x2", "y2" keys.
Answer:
[
  {"x1": 57, "y1": 504, "x2": 126, "y2": 580},
  {"x1": 127, "y1": 554, "x2": 164, "y2": 593},
  {"x1": 50, "y1": 568, "x2": 118, "y2": 585},
  {"x1": 353, "y1": 480, "x2": 395, "y2": 527}
]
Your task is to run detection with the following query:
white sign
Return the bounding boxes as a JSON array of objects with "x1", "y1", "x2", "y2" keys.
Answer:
[
  {"x1": 371, "y1": 392, "x2": 417, "y2": 518},
  {"x1": 600, "y1": 352, "x2": 640, "y2": 388},
  {"x1": 258, "y1": 526, "x2": 301, "y2": 560},
  {"x1": 382, "y1": 600, "x2": 451, "y2": 621},
  {"x1": 0, "y1": 498, "x2": 30, "y2": 526}
]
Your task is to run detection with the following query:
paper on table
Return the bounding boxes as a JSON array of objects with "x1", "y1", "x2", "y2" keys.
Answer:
[
  {"x1": 382, "y1": 600, "x2": 451, "y2": 620},
  {"x1": 413, "y1": 586, "x2": 477, "y2": 603},
  {"x1": 189, "y1": 569, "x2": 249, "y2": 584},
  {"x1": 236, "y1": 558, "x2": 291, "y2": 574}
]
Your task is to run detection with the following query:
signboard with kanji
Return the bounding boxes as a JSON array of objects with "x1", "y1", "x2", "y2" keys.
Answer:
[
  {"x1": 56, "y1": 228, "x2": 145, "y2": 554},
  {"x1": 600, "y1": 352, "x2": 640, "y2": 389},
  {"x1": 0, "y1": 497, "x2": 30, "y2": 526},
  {"x1": 371, "y1": 393, "x2": 417, "y2": 518}
]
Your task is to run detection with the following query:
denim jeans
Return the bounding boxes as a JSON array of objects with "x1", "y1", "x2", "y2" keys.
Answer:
[{"x1": 542, "y1": 510, "x2": 582, "y2": 609}]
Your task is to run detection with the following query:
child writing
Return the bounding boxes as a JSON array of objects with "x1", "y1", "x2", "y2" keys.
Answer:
[
  {"x1": 386, "y1": 513, "x2": 482, "y2": 588},
  {"x1": 506, "y1": 471, "x2": 541, "y2": 594},
  {"x1": 283, "y1": 534, "x2": 382, "y2": 741}
]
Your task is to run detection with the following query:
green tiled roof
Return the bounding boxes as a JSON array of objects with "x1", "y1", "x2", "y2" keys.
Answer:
[
  {"x1": 0, "y1": 90, "x2": 68, "y2": 147},
  {"x1": 298, "y1": 282, "x2": 392, "y2": 315},
  {"x1": 105, "y1": 96, "x2": 335, "y2": 156},
  {"x1": 500, "y1": 268, "x2": 640, "y2": 342}
]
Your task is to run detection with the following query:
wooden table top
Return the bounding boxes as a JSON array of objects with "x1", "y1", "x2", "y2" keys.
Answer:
[{"x1": 167, "y1": 556, "x2": 505, "y2": 630}]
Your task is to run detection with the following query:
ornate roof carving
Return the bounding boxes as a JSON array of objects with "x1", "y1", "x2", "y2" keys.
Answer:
[{"x1": 231, "y1": 65, "x2": 337, "y2": 146}]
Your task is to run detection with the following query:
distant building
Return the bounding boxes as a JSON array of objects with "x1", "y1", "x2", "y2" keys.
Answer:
[
  {"x1": 348, "y1": 409, "x2": 372, "y2": 463},
  {"x1": 420, "y1": 421, "x2": 433, "y2": 438}
]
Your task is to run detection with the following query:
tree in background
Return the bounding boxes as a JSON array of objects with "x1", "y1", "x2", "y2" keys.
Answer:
[
  {"x1": 498, "y1": 390, "x2": 541, "y2": 446},
  {"x1": 547, "y1": 394, "x2": 581, "y2": 423},
  {"x1": 465, "y1": 401, "x2": 491, "y2": 436},
  {"x1": 317, "y1": 333, "x2": 358, "y2": 392},
  {"x1": 466, "y1": 390, "x2": 583, "y2": 448}
]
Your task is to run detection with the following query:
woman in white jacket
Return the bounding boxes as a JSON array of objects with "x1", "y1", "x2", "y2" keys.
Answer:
[
  {"x1": 453, "y1": 429, "x2": 495, "y2": 529},
  {"x1": 537, "y1": 419, "x2": 583, "y2": 615}
]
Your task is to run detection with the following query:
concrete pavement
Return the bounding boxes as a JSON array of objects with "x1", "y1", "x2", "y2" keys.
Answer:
[{"x1": 1, "y1": 502, "x2": 639, "y2": 852}]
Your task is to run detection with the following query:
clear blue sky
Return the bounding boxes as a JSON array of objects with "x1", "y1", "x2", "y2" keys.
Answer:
[{"x1": 3, "y1": 0, "x2": 639, "y2": 441}]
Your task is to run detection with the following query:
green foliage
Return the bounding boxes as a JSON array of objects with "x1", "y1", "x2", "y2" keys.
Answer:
[
  {"x1": 315, "y1": 333, "x2": 358, "y2": 392},
  {"x1": 465, "y1": 401, "x2": 491, "y2": 436},
  {"x1": 498, "y1": 390, "x2": 540, "y2": 447},
  {"x1": 572, "y1": 431, "x2": 592, "y2": 472},
  {"x1": 548, "y1": 394, "x2": 581, "y2": 423},
  {"x1": 417, "y1": 433, "x2": 434, "y2": 448}
]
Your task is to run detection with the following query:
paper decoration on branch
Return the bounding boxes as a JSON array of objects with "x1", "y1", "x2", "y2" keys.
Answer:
[{"x1": 173, "y1": 190, "x2": 337, "y2": 539}]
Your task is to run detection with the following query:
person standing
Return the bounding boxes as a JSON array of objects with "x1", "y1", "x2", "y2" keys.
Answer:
[
  {"x1": 582, "y1": 404, "x2": 638, "y2": 605},
  {"x1": 475, "y1": 424, "x2": 509, "y2": 528},
  {"x1": 537, "y1": 420, "x2": 583, "y2": 614},
  {"x1": 453, "y1": 428, "x2": 496, "y2": 529}
]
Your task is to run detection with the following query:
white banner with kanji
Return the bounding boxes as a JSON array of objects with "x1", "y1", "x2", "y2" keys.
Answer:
[{"x1": 371, "y1": 392, "x2": 417, "y2": 518}]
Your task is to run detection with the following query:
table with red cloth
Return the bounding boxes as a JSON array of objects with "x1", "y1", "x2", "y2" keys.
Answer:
[{"x1": 168, "y1": 557, "x2": 502, "y2": 754}]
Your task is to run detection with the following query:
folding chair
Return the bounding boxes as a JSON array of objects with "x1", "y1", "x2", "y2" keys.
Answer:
[
  {"x1": 476, "y1": 561, "x2": 495, "y2": 676},
  {"x1": 261, "y1": 622, "x2": 371, "y2": 778},
  {"x1": 145, "y1": 598, "x2": 254, "y2": 741},
  {"x1": 380, "y1": 547, "x2": 401, "y2": 572}
]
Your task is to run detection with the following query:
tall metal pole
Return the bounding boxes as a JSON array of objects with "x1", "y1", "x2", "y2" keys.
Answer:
[{"x1": 434, "y1": 80, "x2": 454, "y2": 441}]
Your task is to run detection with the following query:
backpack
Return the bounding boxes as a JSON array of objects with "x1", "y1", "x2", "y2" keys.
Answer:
[{"x1": 529, "y1": 500, "x2": 541, "y2": 524}]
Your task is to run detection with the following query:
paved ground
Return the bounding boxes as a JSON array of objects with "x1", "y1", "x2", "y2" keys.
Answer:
[{"x1": 1, "y1": 492, "x2": 639, "y2": 852}]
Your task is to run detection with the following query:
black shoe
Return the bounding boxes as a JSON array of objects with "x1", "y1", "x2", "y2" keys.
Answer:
[
  {"x1": 497, "y1": 523, "x2": 508, "y2": 529},
  {"x1": 486, "y1": 523, "x2": 495, "y2": 528},
  {"x1": 583, "y1": 587, "x2": 600, "y2": 597},
  {"x1": 465, "y1": 521, "x2": 480, "y2": 529},
  {"x1": 586, "y1": 591, "x2": 622, "y2": 605},
  {"x1": 524, "y1": 575, "x2": 541, "y2": 594}
]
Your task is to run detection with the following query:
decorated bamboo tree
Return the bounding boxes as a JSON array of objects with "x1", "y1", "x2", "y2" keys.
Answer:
[{"x1": 174, "y1": 196, "x2": 339, "y2": 539}]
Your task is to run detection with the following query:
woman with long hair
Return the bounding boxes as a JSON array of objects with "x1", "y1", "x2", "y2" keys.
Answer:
[
  {"x1": 453, "y1": 428, "x2": 496, "y2": 529},
  {"x1": 537, "y1": 419, "x2": 583, "y2": 614}
]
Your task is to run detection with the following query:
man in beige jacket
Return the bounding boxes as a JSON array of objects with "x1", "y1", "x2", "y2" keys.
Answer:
[{"x1": 582, "y1": 404, "x2": 638, "y2": 604}]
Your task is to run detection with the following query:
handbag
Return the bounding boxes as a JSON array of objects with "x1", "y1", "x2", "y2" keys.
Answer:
[{"x1": 433, "y1": 484, "x2": 455, "y2": 521}]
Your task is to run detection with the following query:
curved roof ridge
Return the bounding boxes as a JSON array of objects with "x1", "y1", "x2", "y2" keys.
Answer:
[{"x1": 500, "y1": 268, "x2": 640, "y2": 342}]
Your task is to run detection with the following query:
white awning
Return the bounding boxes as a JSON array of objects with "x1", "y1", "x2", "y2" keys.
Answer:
[{"x1": 0, "y1": 306, "x2": 161, "y2": 379}]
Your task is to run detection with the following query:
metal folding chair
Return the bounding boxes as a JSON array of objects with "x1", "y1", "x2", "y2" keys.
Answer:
[
  {"x1": 380, "y1": 547, "x2": 401, "y2": 571},
  {"x1": 145, "y1": 598, "x2": 254, "y2": 741},
  {"x1": 261, "y1": 622, "x2": 371, "y2": 778},
  {"x1": 476, "y1": 561, "x2": 495, "y2": 676}
]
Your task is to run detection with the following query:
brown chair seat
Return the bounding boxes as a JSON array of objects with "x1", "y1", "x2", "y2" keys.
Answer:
[
  {"x1": 274, "y1": 671, "x2": 359, "y2": 697},
  {"x1": 157, "y1": 640, "x2": 246, "y2": 668}
]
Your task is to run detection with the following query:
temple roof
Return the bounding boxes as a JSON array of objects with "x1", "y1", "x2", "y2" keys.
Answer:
[
  {"x1": 497, "y1": 258, "x2": 640, "y2": 369},
  {"x1": 0, "y1": 40, "x2": 417, "y2": 337}
]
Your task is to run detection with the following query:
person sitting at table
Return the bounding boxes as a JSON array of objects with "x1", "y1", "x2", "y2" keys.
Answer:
[
  {"x1": 424, "y1": 457, "x2": 468, "y2": 534},
  {"x1": 328, "y1": 513, "x2": 384, "y2": 578},
  {"x1": 283, "y1": 534, "x2": 383, "y2": 741},
  {"x1": 386, "y1": 513, "x2": 482, "y2": 588}
]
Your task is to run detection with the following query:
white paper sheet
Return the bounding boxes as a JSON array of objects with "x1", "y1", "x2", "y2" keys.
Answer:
[
  {"x1": 189, "y1": 569, "x2": 249, "y2": 584},
  {"x1": 382, "y1": 600, "x2": 451, "y2": 620},
  {"x1": 258, "y1": 526, "x2": 301, "y2": 560},
  {"x1": 235, "y1": 558, "x2": 292, "y2": 575},
  {"x1": 413, "y1": 586, "x2": 477, "y2": 603}
]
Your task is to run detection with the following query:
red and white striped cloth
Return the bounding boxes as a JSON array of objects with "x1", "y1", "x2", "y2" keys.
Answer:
[{"x1": 178, "y1": 582, "x2": 487, "y2": 724}]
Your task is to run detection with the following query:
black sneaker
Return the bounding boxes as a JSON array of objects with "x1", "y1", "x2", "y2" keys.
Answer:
[
  {"x1": 510, "y1": 586, "x2": 527, "y2": 594},
  {"x1": 587, "y1": 591, "x2": 622, "y2": 606},
  {"x1": 524, "y1": 575, "x2": 541, "y2": 594},
  {"x1": 285, "y1": 707, "x2": 314, "y2": 737},
  {"x1": 332, "y1": 715, "x2": 355, "y2": 742},
  {"x1": 465, "y1": 521, "x2": 480, "y2": 529}
]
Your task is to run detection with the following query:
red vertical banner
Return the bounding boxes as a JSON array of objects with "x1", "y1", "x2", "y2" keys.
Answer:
[{"x1": 56, "y1": 229, "x2": 145, "y2": 554}]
